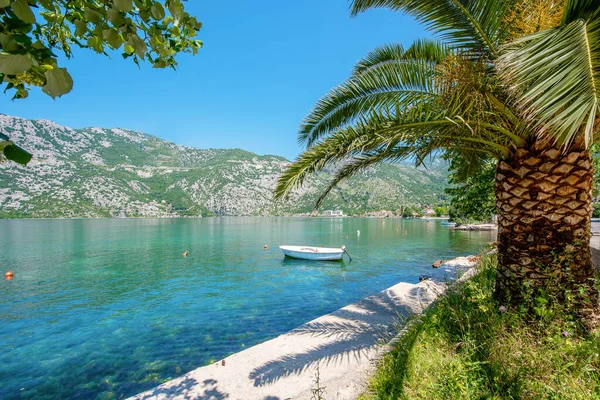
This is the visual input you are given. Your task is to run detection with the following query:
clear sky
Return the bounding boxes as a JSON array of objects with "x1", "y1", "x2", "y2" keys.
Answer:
[{"x1": 0, "y1": 1, "x2": 427, "y2": 161}]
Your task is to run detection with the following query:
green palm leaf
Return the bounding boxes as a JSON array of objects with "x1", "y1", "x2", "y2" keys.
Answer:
[
  {"x1": 310, "y1": 119, "x2": 506, "y2": 209},
  {"x1": 352, "y1": 43, "x2": 406, "y2": 76},
  {"x1": 275, "y1": 123, "x2": 377, "y2": 201},
  {"x1": 352, "y1": 39, "x2": 449, "y2": 76},
  {"x1": 350, "y1": 0, "x2": 516, "y2": 56},
  {"x1": 313, "y1": 151, "x2": 410, "y2": 210},
  {"x1": 562, "y1": 0, "x2": 600, "y2": 24},
  {"x1": 277, "y1": 101, "x2": 513, "y2": 202},
  {"x1": 299, "y1": 41, "x2": 448, "y2": 147},
  {"x1": 498, "y1": 9, "x2": 600, "y2": 147}
]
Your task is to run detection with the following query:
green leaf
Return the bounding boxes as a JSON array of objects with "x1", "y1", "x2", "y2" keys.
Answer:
[
  {"x1": 107, "y1": 9, "x2": 125, "y2": 26},
  {"x1": 153, "y1": 59, "x2": 168, "y2": 68},
  {"x1": 3, "y1": 143, "x2": 32, "y2": 165},
  {"x1": 11, "y1": 0, "x2": 36, "y2": 24},
  {"x1": 83, "y1": 7, "x2": 103, "y2": 24},
  {"x1": 42, "y1": 67, "x2": 73, "y2": 98},
  {"x1": 0, "y1": 53, "x2": 31, "y2": 74},
  {"x1": 103, "y1": 29, "x2": 123, "y2": 49},
  {"x1": 87, "y1": 37, "x2": 103, "y2": 53},
  {"x1": 124, "y1": 44, "x2": 135, "y2": 54},
  {"x1": 75, "y1": 20, "x2": 87, "y2": 37},
  {"x1": 0, "y1": 0, "x2": 10, "y2": 8},
  {"x1": 113, "y1": 0, "x2": 133, "y2": 13},
  {"x1": 0, "y1": 33, "x2": 19, "y2": 52},
  {"x1": 168, "y1": 0, "x2": 182, "y2": 20},
  {"x1": 151, "y1": 3, "x2": 165, "y2": 20},
  {"x1": 127, "y1": 34, "x2": 147, "y2": 58}
]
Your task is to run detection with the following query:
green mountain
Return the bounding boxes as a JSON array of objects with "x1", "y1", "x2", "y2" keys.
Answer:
[{"x1": 0, "y1": 115, "x2": 449, "y2": 218}]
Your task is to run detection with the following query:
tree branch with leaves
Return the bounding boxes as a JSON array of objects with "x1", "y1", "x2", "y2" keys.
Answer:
[{"x1": 0, "y1": 0, "x2": 202, "y2": 164}]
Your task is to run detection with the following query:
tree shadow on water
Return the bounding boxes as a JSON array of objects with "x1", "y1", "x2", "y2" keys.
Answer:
[
  {"x1": 249, "y1": 285, "x2": 434, "y2": 387},
  {"x1": 134, "y1": 377, "x2": 228, "y2": 400}
]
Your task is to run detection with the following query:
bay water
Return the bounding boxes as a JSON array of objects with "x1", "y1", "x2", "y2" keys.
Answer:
[{"x1": 0, "y1": 217, "x2": 495, "y2": 399}]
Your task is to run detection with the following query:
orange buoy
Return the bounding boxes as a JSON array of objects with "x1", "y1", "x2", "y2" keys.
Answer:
[
  {"x1": 263, "y1": 244, "x2": 268, "y2": 250},
  {"x1": 5, "y1": 271, "x2": 13, "y2": 280}
]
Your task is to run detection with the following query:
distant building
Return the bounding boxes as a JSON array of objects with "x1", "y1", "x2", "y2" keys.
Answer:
[
  {"x1": 422, "y1": 208, "x2": 436, "y2": 216},
  {"x1": 322, "y1": 210, "x2": 344, "y2": 217},
  {"x1": 364, "y1": 210, "x2": 394, "y2": 218}
]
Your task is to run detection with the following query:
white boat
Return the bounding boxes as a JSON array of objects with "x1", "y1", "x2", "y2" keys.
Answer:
[
  {"x1": 441, "y1": 222, "x2": 457, "y2": 227},
  {"x1": 279, "y1": 245, "x2": 348, "y2": 261}
]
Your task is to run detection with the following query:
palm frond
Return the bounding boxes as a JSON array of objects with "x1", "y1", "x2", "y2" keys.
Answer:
[
  {"x1": 278, "y1": 100, "x2": 514, "y2": 203},
  {"x1": 352, "y1": 39, "x2": 450, "y2": 76},
  {"x1": 353, "y1": 43, "x2": 406, "y2": 76},
  {"x1": 445, "y1": 148, "x2": 490, "y2": 182},
  {"x1": 403, "y1": 38, "x2": 452, "y2": 63},
  {"x1": 350, "y1": 0, "x2": 517, "y2": 56},
  {"x1": 311, "y1": 122, "x2": 505, "y2": 209},
  {"x1": 313, "y1": 150, "x2": 411, "y2": 210},
  {"x1": 498, "y1": 14, "x2": 600, "y2": 147},
  {"x1": 274, "y1": 122, "x2": 378, "y2": 201},
  {"x1": 562, "y1": 0, "x2": 600, "y2": 24},
  {"x1": 278, "y1": 109, "x2": 437, "y2": 201},
  {"x1": 299, "y1": 56, "x2": 438, "y2": 147}
]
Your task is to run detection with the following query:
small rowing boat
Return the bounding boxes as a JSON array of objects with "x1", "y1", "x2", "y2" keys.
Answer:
[
  {"x1": 441, "y1": 221, "x2": 457, "y2": 227},
  {"x1": 279, "y1": 245, "x2": 349, "y2": 261}
]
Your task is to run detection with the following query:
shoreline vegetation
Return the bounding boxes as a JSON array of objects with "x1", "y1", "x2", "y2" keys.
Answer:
[{"x1": 360, "y1": 253, "x2": 600, "y2": 399}]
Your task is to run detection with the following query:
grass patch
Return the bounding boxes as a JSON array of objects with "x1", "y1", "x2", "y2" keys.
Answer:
[{"x1": 361, "y1": 253, "x2": 600, "y2": 399}]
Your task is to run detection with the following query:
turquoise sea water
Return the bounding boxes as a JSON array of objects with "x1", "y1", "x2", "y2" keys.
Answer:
[{"x1": 0, "y1": 217, "x2": 495, "y2": 399}]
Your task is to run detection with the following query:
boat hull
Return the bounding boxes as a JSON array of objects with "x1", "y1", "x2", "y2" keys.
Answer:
[
  {"x1": 279, "y1": 246, "x2": 344, "y2": 261},
  {"x1": 441, "y1": 222, "x2": 457, "y2": 227}
]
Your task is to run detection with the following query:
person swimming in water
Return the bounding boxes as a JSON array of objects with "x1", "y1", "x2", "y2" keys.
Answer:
[{"x1": 183, "y1": 250, "x2": 189, "y2": 257}]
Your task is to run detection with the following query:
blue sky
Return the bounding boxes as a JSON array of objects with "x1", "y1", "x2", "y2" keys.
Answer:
[{"x1": 1, "y1": 1, "x2": 427, "y2": 160}]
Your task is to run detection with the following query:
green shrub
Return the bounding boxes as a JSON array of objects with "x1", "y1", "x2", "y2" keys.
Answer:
[
  {"x1": 361, "y1": 253, "x2": 600, "y2": 399},
  {"x1": 593, "y1": 203, "x2": 600, "y2": 218}
]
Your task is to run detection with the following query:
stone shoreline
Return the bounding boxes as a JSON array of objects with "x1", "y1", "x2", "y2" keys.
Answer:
[
  {"x1": 129, "y1": 256, "x2": 479, "y2": 400},
  {"x1": 454, "y1": 224, "x2": 498, "y2": 231}
]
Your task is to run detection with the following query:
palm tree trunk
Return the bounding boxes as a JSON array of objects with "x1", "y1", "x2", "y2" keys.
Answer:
[{"x1": 494, "y1": 140, "x2": 599, "y2": 322}]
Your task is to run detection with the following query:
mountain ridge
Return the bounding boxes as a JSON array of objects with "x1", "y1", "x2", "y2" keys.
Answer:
[{"x1": 0, "y1": 115, "x2": 449, "y2": 218}]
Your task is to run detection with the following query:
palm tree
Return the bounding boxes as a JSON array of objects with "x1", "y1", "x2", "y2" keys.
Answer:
[{"x1": 275, "y1": 0, "x2": 599, "y2": 321}]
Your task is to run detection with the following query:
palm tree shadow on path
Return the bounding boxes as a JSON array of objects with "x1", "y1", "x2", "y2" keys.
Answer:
[
  {"x1": 249, "y1": 284, "x2": 439, "y2": 387},
  {"x1": 134, "y1": 377, "x2": 228, "y2": 400}
]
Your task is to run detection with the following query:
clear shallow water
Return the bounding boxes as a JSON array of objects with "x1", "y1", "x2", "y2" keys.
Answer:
[{"x1": 0, "y1": 217, "x2": 495, "y2": 399}]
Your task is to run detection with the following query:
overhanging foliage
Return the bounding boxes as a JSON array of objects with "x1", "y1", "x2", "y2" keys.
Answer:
[{"x1": 0, "y1": 0, "x2": 202, "y2": 165}]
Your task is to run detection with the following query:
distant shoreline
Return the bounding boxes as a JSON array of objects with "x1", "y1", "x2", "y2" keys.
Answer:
[{"x1": 0, "y1": 215, "x2": 451, "y2": 221}]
